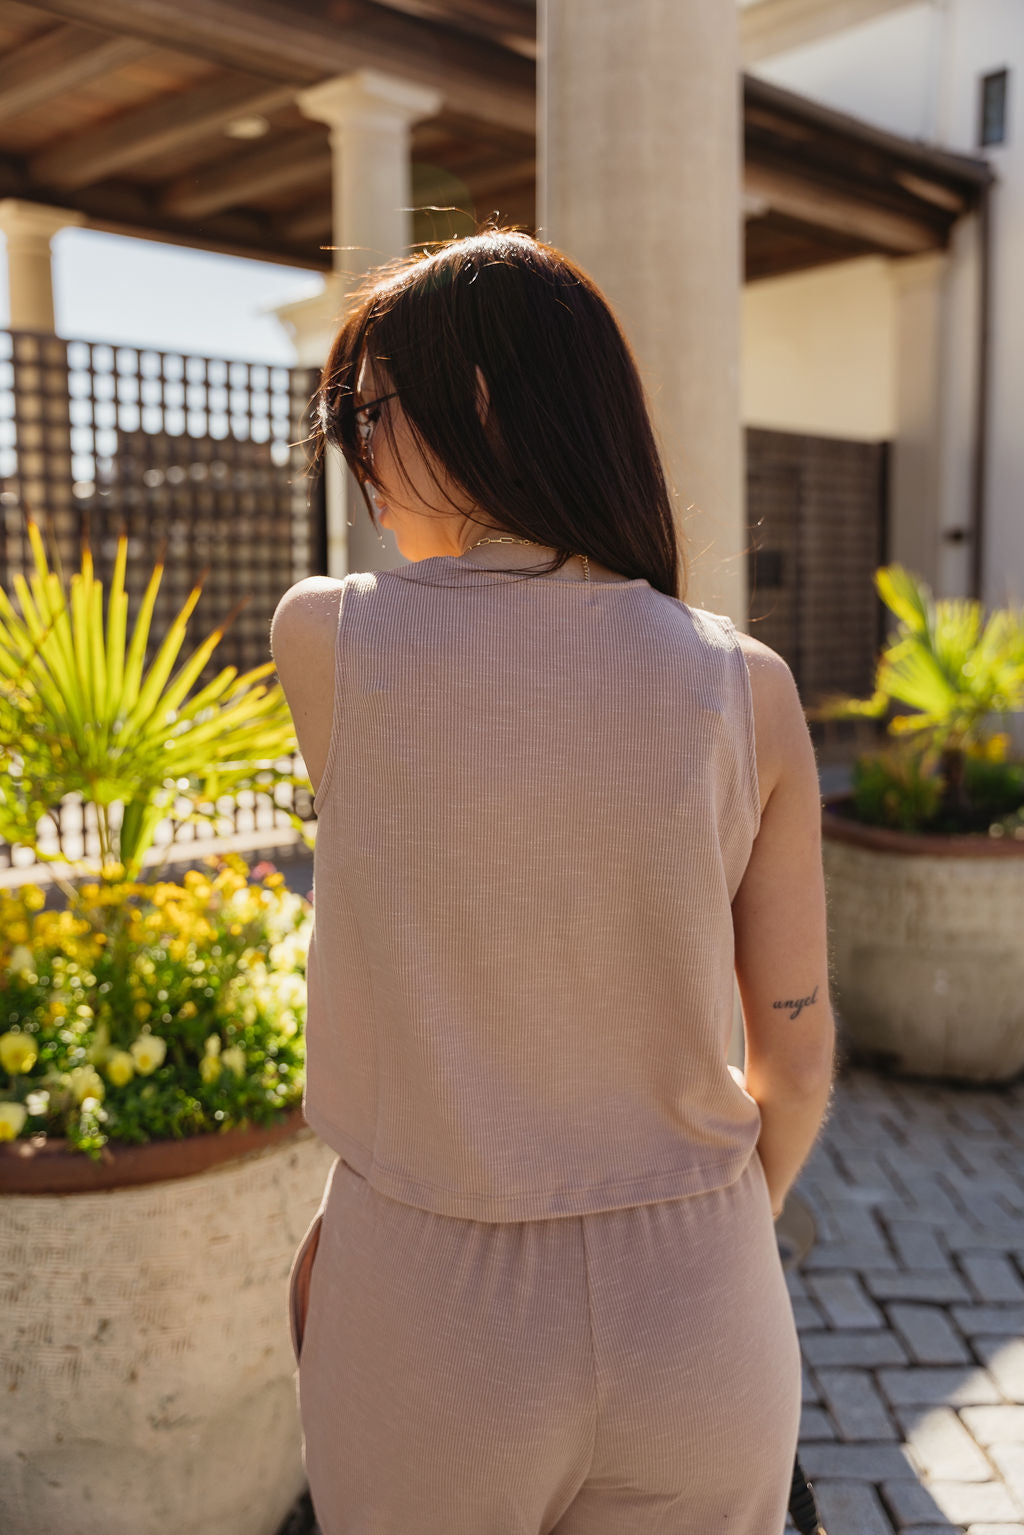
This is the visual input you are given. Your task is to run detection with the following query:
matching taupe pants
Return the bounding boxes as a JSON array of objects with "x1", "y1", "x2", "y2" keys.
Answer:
[{"x1": 288, "y1": 1149, "x2": 801, "y2": 1534}]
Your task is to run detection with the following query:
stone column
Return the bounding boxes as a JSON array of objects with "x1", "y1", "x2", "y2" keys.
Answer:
[
  {"x1": 274, "y1": 286, "x2": 350, "y2": 582},
  {"x1": 279, "y1": 70, "x2": 441, "y2": 577},
  {"x1": 539, "y1": 0, "x2": 746, "y2": 622},
  {"x1": 889, "y1": 252, "x2": 949, "y2": 594},
  {"x1": 0, "y1": 200, "x2": 85, "y2": 573}
]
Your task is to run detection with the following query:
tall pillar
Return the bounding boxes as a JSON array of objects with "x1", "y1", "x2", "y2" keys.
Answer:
[
  {"x1": 539, "y1": 1, "x2": 746, "y2": 621},
  {"x1": 0, "y1": 199, "x2": 84, "y2": 332},
  {"x1": 0, "y1": 200, "x2": 85, "y2": 574},
  {"x1": 889, "y1": 253, "x2": 948, "y2": 594},
  {"x1": 278, "y1": 70, "x2": 441, "y2": 577}
]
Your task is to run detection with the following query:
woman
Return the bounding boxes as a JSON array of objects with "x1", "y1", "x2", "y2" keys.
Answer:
[{"x1": 271, "y1": 228, "x2": 835, "y2": 1534}]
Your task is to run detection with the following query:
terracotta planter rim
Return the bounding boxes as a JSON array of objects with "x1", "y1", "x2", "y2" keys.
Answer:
[
  {"x1": 0, "y1": 1106, "x2": 311, "y2": 1195},
  {"x1": 822, "y1": 791, "x2": 1024, "y2": 858}
]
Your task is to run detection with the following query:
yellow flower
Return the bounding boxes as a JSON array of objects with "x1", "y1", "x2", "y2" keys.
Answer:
[
  {"x1": 105, "y1": 1051, "x2": 135, "y2": 1088},
  {"x1": 0, "y1": 1031, "x2": 39, "y2": 1076},
  {"x1": 179, "y1": 1001, "x2": 198, "y2": 1021},
  {"x1": 0, "y1": 1102, "x2": 28, "y2": 1140},
  {"x1": 203, "y1": 1033, "x2": 221, "y2": 1057},
  {"x1": 68, "y1": 1065, "x2": 105, "y2": 1104},
  {"x1": 130, "y1": 1034, "x2": 167, "y2": 1074},
  {"x1": 21, "y1": 885, "x2": 46, "y2": 912},
  {"x1": 221, "y1": 1045, "x2": 246, "y2": 1078},
  {"x1": 7, "y1": 944, "x2": 35, "y2": 977},
  {"x1": 85, "y1": 1021, "x2": 111, "y2": 1066},
  {"x1": 199, "y1": 1054, "x2": 222, "y2": 1085}
]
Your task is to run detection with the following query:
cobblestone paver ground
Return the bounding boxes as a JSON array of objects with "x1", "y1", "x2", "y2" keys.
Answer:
[{"x1": 784, "y1": 1062, "x2": 1024, "y2": 1535}]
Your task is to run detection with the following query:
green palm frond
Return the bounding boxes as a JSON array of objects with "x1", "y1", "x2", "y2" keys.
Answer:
[
  {"x1": 0, "y1": 517, "x2": 312, "y2": 879},
  {"x1": 809, "y1": 565, "x2": 1024, "y2": 754}
]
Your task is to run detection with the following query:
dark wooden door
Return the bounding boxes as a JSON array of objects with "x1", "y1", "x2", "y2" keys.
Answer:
[{"x1": 746, "y1": 427, "x2": 888, "y2": 711}]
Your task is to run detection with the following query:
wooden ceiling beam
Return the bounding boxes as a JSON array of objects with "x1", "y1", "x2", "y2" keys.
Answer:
[
  {"x1": 29, "y1": 74, "x2": 297, "y2": 191},
  {"x1": 741, "y1": 0, "x2": 919, "y2": 66},
  {"x1": 418, "y1": 155, "x2": 535, "y2": 203},
  {"x1": 280, "y1": 202, "x2": 334, "y2": 246},
  {"x1": 26, "y1": 0, "x2": 535, "y2": 133},
  {"x1": 744, "y1": 162, "x2": 945, "y2": 255},
  {"x1": 0, "y1": 25, "x2": 150, "y2": 125},
  {"x1": 368, "y1": 0, "x2": 537, "y2": 54},
  {"x1": 161, "y1": 132, "x2": 332, "y2": 218},
  {"x1": 36, "y1": 177, "x2": 329, "y2": 268}
]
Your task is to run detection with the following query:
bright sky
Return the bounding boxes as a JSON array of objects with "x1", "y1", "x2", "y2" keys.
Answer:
[{"x1": 0, "y1": 226, "x2": 325, "y2": 364}]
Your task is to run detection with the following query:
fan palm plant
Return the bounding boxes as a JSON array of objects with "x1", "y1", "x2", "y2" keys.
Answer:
[
  {"x1": 0, "y1": 516, "x2": 314, "y2": 890},
  {"x1": 814, "y1": 565, "x2": 1024, "y2": 832}
]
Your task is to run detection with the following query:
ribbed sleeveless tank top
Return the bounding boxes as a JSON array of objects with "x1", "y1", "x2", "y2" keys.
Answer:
[{"x1": 302, "y1": 543, "x2": 763, "y2": 1221}]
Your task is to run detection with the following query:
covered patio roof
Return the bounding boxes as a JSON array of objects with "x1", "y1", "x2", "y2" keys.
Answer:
[{"x1": 0, "y1": 0, "x2": 992, "y2": 280}]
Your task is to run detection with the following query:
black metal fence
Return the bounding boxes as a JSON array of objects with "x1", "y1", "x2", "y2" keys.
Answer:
[{"x1": 0, "y1": 330, "x2": 327, "y2": 874}]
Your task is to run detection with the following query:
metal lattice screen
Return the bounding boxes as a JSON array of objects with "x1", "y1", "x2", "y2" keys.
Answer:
[
  {"x1": 0, "y1": 330, "x2": 327, "y2": 873},
  {"x1": 746, "y1": 426, "x2": 889, "y2": 758}
]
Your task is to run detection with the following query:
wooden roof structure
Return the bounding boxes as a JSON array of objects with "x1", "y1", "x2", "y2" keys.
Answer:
[{"x1": 0, "y1": 0, "x2": 992, "y2": 281}]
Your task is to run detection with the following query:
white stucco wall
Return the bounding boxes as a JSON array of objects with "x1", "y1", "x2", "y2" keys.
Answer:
[
  {"x1": 745, "y1": 0, "x2": 1024, "y2": 607},
  {"x1": 742, "y1": 257, "x2": 895, "y2": 439}
]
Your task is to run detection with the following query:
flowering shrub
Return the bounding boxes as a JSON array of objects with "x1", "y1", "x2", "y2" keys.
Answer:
[{"x1": 0, "y1": 853, "x2": 311, "y2": 1159}]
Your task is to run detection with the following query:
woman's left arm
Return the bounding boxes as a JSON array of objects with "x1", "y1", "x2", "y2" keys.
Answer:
[{"x1": 269, "y1": 577, "x2": 345, "y2": 801}]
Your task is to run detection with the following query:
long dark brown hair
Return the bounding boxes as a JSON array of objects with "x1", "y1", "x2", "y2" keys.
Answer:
[{"x1": 313, "y1": 227, "x2": 684, "y2": 599}]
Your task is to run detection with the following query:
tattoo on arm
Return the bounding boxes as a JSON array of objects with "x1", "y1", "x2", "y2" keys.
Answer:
[{"x1": 772, "y1": 984, "x2": 819, "y2": 1021}]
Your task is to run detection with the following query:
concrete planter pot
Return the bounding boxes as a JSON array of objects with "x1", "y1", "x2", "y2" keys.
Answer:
[
  {"x1": 821, "y1": 794, "x2": 1024, "y2": 1084},
  {"x1": 0, "y1": 1111, "x2": 337, "y2": 1535}
]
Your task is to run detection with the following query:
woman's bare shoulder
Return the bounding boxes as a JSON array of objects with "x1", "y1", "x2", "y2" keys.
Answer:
[
  {"x1": 270, "y1": 577, "x2": 345, "y2": 667},
  {"x1": 269, "y1": 580, "x2": 347, "y2": 794},
  {"x1": 732, "y1": 629, "x2": 810, "y2": 802}
]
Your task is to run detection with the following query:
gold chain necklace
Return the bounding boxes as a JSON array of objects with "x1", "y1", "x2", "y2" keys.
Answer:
[{"x1": 465, "y1": 535, "x2": 590, "y2": 582}]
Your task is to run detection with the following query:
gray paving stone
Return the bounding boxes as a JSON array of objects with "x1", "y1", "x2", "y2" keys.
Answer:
[
  {"x1": 975, "y1": 1339, "x2": 1024, "y2": 1403},
  {"x1": 801, "y1": 1329, "x2": 910, "y2": 1368},
  {"x1": 949, "y1": 1106, "x2": 1010, "y2": 1137},
  {"x1": 863, "y1": 1270, "x2": 972, "y2": 1304},
  {"x1": 944, "y1": 1225, "x2": 1024, "y2": 1255},
  {"x1": 800, "y1": 1241, "x2": 900, "y2": 1272},
  {"x1": 809, "y1": 1479, "x2": 895, "y2": 1535},
  {"x1": 816, "y1": 1368, "x2": 899, "y2": 1440},
  {"x1": 968, "y1": 1193, "x2": 1024, "y2": 1228},
  {"x1": 805, "y1": 1272, "x2": 888, "y2": 1328},
  {"x1": 785, "y1": 1267, "x2": 809, "y2": 1299},
  {"x1": 798, "y1": 1404, "x2": 837, "y2": 1441},
  {"x1": 798, "y1": 1442, "x2": 920, "y2": 1481},
  {"x1": 891, "y1": 1405, "x2": 994, "y2": 1481},
  {"x1": 802, "y1": 1362, "x2": 821, "y2": 1405},
  {"x1": 878, "y1": 1367, "x2": 1003, "y2": 1409},
  {"x1": 881, "y1": 1479, "x2": 954, "y2": 1525},
  {"x1": 883, "y1": 1221, "x2": 954, "y2": 1272},
  {"x1": 889, "y1": 1304, "x2": 973, "y2": 1365},
  {"x1": 832, "y1": 1150, "x2": 906, "y2": 1202},
  {"x1": 959, "y1": 1405, "x2": 1024, "y2": 1446},
  {"x1": 959, "y1": 1255, "x2": 1024, "y2": 1304},
  {"x1": 828, "y1": 1200, "x2": 897, "y2": 1247},
  {"x1": 878, "y1": 1174, "x2": 966, "y2": 1225},
  {"x1": 792, "y1": 1298, "x2": 827, "y2": 1331},
  {"x1": 884, "y1": 1478, "x2": 1023, "y2": 1526},
  {"x1": 953, "y1": 1307, "x2": 1024, "y2": 1338},
  {"x1": 990, "y1": 1445, "x2": 1024, "y2": 1505}
]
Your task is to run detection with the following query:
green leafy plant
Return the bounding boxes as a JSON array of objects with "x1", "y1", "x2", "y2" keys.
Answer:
[
  {"x1": 0, "y1": 516, "x2": 314, "y2": 889},
  {"x1": 814, "y1": 565, "x2": 1024, "y2": 834},
  {"x1": 0, "y1": 854, "x2": 309, "y2": 1159}
]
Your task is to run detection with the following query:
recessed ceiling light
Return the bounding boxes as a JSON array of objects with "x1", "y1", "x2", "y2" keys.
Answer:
[{"x1": 225, "y1": 115, "x2": 270, "y2": 140}]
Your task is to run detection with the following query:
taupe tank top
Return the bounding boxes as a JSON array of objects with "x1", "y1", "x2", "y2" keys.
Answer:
[{"x1": 302, "y1": 541, "x2": 762, "y2": 1221}]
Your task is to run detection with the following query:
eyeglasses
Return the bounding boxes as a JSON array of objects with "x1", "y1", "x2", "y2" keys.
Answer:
[{"x1": 354, "y1": 391, "x2": 399, "y2": 453}]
